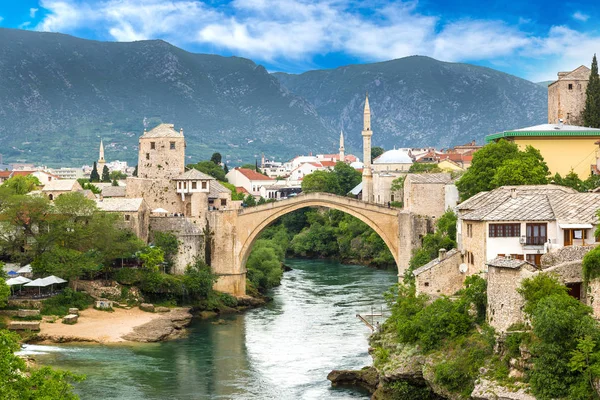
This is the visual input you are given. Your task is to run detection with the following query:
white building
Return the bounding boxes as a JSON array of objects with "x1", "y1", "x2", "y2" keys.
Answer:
[{"x1": 225, "y1": 167, "x2": 276, "y2": 197}]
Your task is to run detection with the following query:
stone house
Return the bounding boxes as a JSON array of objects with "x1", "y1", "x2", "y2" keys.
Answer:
[
  {"x1": 403, "y1": 173, "x2": 459, "y2": 218},
  {"x1": 548, "y1": 65, "x2": 590, "y2": 126},
  {"x1": 415, "y1": 185, "x2": 600, "y2": 299},
  {"x1": 95, "y1": 198, "x2": 150, "y2": 243},
  {"x1": 225, "y1": 167, "x2": 275, "y2": 197},
  {"x1": 41, "y1": 179, "x2": 83, "y2": 200}
]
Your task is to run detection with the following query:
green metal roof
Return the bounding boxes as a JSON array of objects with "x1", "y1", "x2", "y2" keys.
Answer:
[{"x1": 485, "y1": 130, "x2": 600, "y2": 143}]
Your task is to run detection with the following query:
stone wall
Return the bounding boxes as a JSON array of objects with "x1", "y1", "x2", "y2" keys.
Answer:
[
  {"x1": 487, "y1": 264, "x2": 537, "y2": 332},
  {"x1": 541, "y1": 244, "x2": 598, "y2": 267},
  {"x1": 398, "y1": 212, "x2": 434, "y2": 274},
  {"x1": 404, "y1": 181, "x2": 447, "y2": 219},
  {"x1": 126, "y1": 177, "x2": 183, "y2": 214},
  {"x1": 149, "y1": 216, "x2": 205, "y2": 275},
  {"x1": 414, "y1": 249, "x2": 465, "y2": 297},
  {"x1": 461, "y1": 220, "x2": 487, "y2": 274},
  {"x1": 137, "y1": 136, "x2": 186, "y2": 180}
]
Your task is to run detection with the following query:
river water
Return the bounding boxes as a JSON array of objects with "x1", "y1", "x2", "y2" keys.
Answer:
[{"x1": 24, "y1": 259, "x2": 397, "y2": 400}]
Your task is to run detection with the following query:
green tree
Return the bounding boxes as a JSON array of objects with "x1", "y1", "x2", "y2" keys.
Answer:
[
  {"x1": 183, "y1": 258, "x2": 217, "y2": 299},
  {"x1": 223, "y1": 163, "x2": 229, "y2": 174},
  {"x1": 456, "y1": 140, "x2": 549, "y2": 201},
  {"x1": 583, "y1": 54, "x2": 600, "y2": 128},
  {"x1": 89, "y1": 162, "x2": 100, "y2": 182},
  {"x1": 332, "y1": 161, "x2": 361, "y2": 195},
  {"x1": 491, "y1": 148, "x2": 549, "y2": 187},
  {"x1": 1, "y1": 175, "x2": 41, "y2": 195},
  {"x1": 244, "y1": 194, "x2": 257, "y2": 207},
  {"x1": 109, "y1": 170, "x2": 127, "y2": 180},
  {"x1": 0, "y1": 280, "x2": 10, "y2": 308},
  {"x1": 210, "y1": 152, "x2": 222, "y2": 165},
  {"x1": 371, "y1": 146, "x2": 385, "y2": 161},
  {"x1": 133, "y1": 165, "x2": 138, "y2": 177},
  {"x1": 138, "y1": 247, "x2": 165, "y2": 272},
  {"x1": 188, "y1": 161, "x2": 227, "y2": 181},
  {"x1": 0, "y1": 329, "x2": 84, "y2": 399},
  {"x1": 246, "y1": 240, "x2": 284, "y2": 291},
  {"x1": 301, "y1": 170, "x2": 340, "y2": 194},
  {"x1": 32, "y1": 247, "x2": 98, "y2": 290},
  {"x1": 241, "y1": 163, "x2": 257, "y2": 171},
  {"x1": 101, "y1": 165, "x2": 110, "y2": 182},
  {"x1": 154, "y1": 232, "x2": 179, "y2": 273}
]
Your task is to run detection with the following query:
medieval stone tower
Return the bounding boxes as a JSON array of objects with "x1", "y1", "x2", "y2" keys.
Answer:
[
  {"x1": 362, "y1": 94, "x2": 373, "y2": 202},
  {"x1": 548, "y1": 65, "x2": 590, "y2": 126},
  {"x1": 137, "y1": 124, "x2": 186, "y2": 180}
]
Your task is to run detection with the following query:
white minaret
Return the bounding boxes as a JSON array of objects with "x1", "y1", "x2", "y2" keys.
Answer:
[
  {"x1": 339, "y1": 130, "x2": 345, "y2": 162},
  {"x1": 361, "y1": 94, "x2": 373, "y2": 202},
  {"x1": 97, "y1": 139, "x2": 106, "y2": 173}
]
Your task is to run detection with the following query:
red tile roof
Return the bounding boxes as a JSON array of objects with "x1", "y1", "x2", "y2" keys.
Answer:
[
  {"x1": 235, "y1": 186, "x2": 249, "y2": 194},
  {"x1": 235, "y1": 168, "x2": 274, "y2": 181},
  {"x1": 320, "y1": 161, "x2": 337, "y2": 168},
  {"x1": 0, "y1": 171, "x2": 12, "y2": 178},
  {"x1": 10, "y1": 171, "x2": 34, "y2": 177}
]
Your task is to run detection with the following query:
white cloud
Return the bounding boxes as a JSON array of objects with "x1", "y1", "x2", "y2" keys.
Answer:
[
  {"x1": 33, "y1": 0, "x2": 600, "y2": 79},
  {"x1": 30, "y1": 8, "x2": 39, "y2": 18},
  {"x1": 19, "y1": 21, "x2": 31, "y2": 29},
  {"x1": 0, "y1": 16, "x2": 4, "y2": 24},
  {"x1": 572, "y1": 12, "x2": 589, "y2": 22}
]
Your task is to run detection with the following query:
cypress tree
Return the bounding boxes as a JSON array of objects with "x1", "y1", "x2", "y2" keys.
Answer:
[
  {"x1": 583, "y1": 54, "x2": 600, "y2": 128},
  {"x1": 133, "y1": 165, "x2": 138, "y2": 177},
  {"x1": 102, "y1": 165, "x2": 110, "y2": 182},
  {"x1": 90, "y1": 162, "x2": 100, "y2": 182},
  {"x1": 223, "y1": 163, "x2": 229, "y2": 174}
]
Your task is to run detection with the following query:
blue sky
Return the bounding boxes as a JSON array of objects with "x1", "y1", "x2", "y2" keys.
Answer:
[{"x1": 0, "y1": 0, "x2": 598, "y2": 81}]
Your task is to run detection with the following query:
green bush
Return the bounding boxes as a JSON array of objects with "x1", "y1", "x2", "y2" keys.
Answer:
[
  {"x1": 114, "y1": 268, "x2": 144, "y2": 285},
  {"x1": 583, "y1": 245, "x2": 600, "y2": 283},
  {"x1": 384, "y1": 380, "x2": 437, "y2": 400},
  {"x1": 41, "y1": 289, "x2": 94, "y2": 316}
]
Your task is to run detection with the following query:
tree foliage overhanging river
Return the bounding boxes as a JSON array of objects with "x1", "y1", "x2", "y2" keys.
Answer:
[{"x1": 25, "y1": 259, "x2": 397, "y2": 399}]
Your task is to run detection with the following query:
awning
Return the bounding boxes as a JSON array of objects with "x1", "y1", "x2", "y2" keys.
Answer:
[
  {"x1": 559, "y1": 223, "x2": 593, "y2": 229},
  {"x1": 152, "y1": 208, "x2": 169, "y2": 213},
  {"x1": 17, "y1": 265, "x2": 32, "y2": 273},
  {"x1": 5, "y1": 276, "x2": 32, "y2": 286}
]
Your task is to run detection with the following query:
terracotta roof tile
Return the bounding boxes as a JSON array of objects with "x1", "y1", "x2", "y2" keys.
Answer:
[{"x1": 236, "y1": 168, "x2": 274, "y2": 181}]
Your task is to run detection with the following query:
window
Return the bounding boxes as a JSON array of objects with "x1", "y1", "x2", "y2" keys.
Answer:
[
  {"x1": 466, "y1": 223, "x2": 473, "y2": 238},
  {"x1": 568, "y1": 83, "x2": 573, "y2": 90},
  {"x1": 124, "y1": 215, "x2": 131, "y2": 221},
  {"x1": 48, "y1": 177, "x2": 51, "y2": 182},
  {"x1": 489, "y1": 223, "x2": 521, "y2": 238},
  {"x1": 48, "y1": 194, "x2": 54, "y2": 201},
  {"x1": 201, "y1": 181, "x2": 207, "y2": 189},
  {"x1": 146, "y1": 153, "x2": 150, "y2": 160},
  {"x1": 170, "y1": 142, "x2": 176, "y2": 150},
  {"x1": 220, "y1": 199, "x2": 227, "y2": 206},
  {"x1": 192, "y1": 182, "x2": 197, "y2": 190},
  {"x1": 526, "y1": 223, "x2": 547, "y2": 245},
  {"x1": 150, "y1": 142, "x2": 156, "y2": 150},
  {"x1": 391, "y1": 194, "x2": 395, "y2": 201}
]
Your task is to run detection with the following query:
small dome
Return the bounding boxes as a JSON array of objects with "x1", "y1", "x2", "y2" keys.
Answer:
[
  {"x1": 350, "y1": 161, "x2": 364, "y2": 169},
  {"x1": 373, "y1": 149, "x2": 413, "y2": 164}
]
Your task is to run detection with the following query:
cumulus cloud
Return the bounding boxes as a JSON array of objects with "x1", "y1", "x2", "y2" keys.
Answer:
[
  {"x1": 34, "y1": 0, "x2": 600, "y2": 80},
  {"x1": 30, "y1": 8, "x2": 39, "y2": 18},
  {"x1": 572, "y1": 12, "x2": 589, "y2": 22}
]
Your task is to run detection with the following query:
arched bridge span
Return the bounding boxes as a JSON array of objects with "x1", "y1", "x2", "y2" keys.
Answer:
[{"x1": 210, "y1": 192, "x2": 428, "y2": 296}]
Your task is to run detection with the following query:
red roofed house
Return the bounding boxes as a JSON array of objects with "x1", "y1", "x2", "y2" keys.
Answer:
[
  {"x1": 225, "y1": 167, "x2": 275, "y2": 197},
  {"x1": 288, "y1": 161, "x2": 335, "y2": 182}
]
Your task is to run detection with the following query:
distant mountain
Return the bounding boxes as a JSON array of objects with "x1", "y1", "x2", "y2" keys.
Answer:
[
  {"x1": 0, "y1": 28, "x2": 328, "y2": 166},
  {"x1": 274, "y1": 56, "x2": 547, "y2": 151},
  {"x1": 0, "y1": 29, "x2": 547, "y2": 167},
  {"x1": 537, "y1": 81, "x2": 554, "y2": 87}
]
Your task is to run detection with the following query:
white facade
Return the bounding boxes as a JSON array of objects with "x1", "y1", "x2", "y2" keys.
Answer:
[{"x1": 225, "y1": 168, "x2": 276, "y2": 196}]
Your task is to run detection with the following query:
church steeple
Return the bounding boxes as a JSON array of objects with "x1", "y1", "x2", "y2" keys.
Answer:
[{"x1": 339, "y1": 130, "x2": 345, "y2": 161}]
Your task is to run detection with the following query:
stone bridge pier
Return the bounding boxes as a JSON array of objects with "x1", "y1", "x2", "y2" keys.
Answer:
[{"x1": 208, "y1": 193, "x2": 433, "y2": 296}]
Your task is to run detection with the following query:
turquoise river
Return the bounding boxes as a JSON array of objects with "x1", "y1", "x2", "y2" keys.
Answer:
[{"x1": 22, "y1": 259, "x2": 397, "y2": 399}]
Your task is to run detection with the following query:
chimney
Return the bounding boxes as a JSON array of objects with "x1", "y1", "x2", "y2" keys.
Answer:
[
  {"x1": 439, "y1": 248, "x2": 447, "y2": 260},
  {"x1": 510, "y1": 188, "x2": 517, "y2": 199}
]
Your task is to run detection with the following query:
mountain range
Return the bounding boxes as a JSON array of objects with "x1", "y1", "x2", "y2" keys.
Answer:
[{"x1": 0, "y1": 28, "x2": 547, "y2": 167}]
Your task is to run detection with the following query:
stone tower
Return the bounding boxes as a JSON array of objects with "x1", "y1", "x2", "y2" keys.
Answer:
[
  {"x1": 97, "y1": 139, "x2": 106, "y2": 173},
  {"x1": 361, "y1": 94, "x2": 373, "y2": 202},
  {"x1": 339, "y1": 130, "x2": 345, "y2": 161},
  {"x1": 137, "y1": 123, "x2": 186, "y2": 180},
  {"x1": 548, "y1": 65, "x2": 590, "y2": 125}
]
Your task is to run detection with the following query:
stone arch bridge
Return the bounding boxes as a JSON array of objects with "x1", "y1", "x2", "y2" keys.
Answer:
[{"x1": 209, "y1": 192, "x2": 432, "y2": 296}]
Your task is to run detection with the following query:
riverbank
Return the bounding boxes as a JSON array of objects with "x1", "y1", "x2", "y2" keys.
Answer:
[{"x1": 33, "y1": 307, "x2": 192, "y2": 344}]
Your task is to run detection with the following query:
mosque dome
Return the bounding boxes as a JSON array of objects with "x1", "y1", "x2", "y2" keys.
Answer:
[
  {"x1": 373, "y1": 149, "x2": 413, "y2": 164},
  {"x1": 350, "y1": 161, "x2": 364, "y2": 169}
]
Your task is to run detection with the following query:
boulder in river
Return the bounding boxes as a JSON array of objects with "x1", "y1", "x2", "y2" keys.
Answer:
[{"x1": 327, "y1": 366, "x2": 379, "y2": 393}]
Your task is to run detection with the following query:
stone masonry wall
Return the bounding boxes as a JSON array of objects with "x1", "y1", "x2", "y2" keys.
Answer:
[
  {"x1": 404, "y1": 182, "x2": 447, "y2": 219},
  {"x1": 414, "y1": 249, "x2": 465, "y2": 297},
  {"x1": 548, "y1": 79, "x2": 588, "y2": 125},
  {"x1": 149, "y1": 216, "x2": 205, "y2": 275},
  {"x1": 126, "y1": 177, "x2": 183, "y2": 214}
]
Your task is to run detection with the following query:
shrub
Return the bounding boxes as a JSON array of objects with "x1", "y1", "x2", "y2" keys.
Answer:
[
  {"x1": 114, "y1": 268, "x2": 144, "y2": 285},
  {"x1": 41, "y1": 289, "x2": 94, "y2": 316}
]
